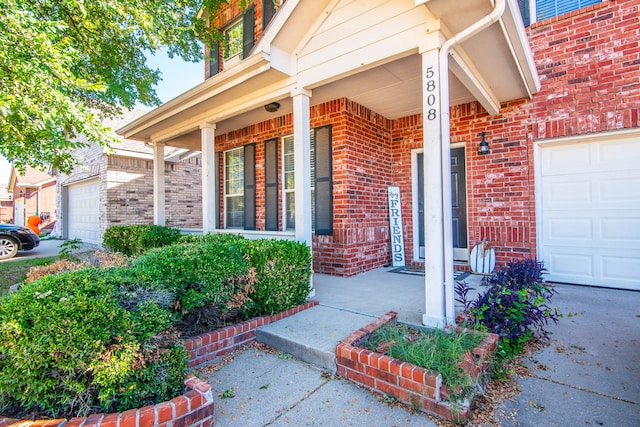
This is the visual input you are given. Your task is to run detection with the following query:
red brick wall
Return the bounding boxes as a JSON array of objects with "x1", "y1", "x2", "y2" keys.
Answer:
[
  {"x1": 391, "y1": 0, "x2": 640, "y2": 267},
  {"x1": 215, "y1": 99, "x2": 393, "y2": 276},
  {"x1": 210, "y1": 0, "x2": 640, "y2": 274},
  {"x1": 529, "y1": 0, "x2": 640, "y2": 138}
]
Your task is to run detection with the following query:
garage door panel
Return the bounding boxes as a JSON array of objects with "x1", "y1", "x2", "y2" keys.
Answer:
[
  {"x1": 600, "y1": 218, "x2": 640, "y2": 243},
  {"x1": 600, "y1": 176, "x2": 640, "y2": 203},
  {"x1": 545, "y1": 217, "x2": 593, "y2": 240},
  {"x1": 601, "y1": 255, "x2": 640, "y2": 283},
  {"x1": 545, "y1": 180, "x2": 592, "y2": 204},
  {"x1": 546, "y1": 251, "x2": 594, "y2": 277},
  {"x1": 540, "y1": 134, "x2": 640, "y2": 290}
]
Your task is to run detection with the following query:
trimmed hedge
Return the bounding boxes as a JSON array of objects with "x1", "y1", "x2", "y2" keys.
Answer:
[
  {"x1": 0, "y1": 268, "x2": 186, "y2": 417},
  {"x1": 103, "y1": 224, "x2": 181, "y2": 256},
  {"x1": 0, "y1": 235, "x2": 312, "y2": 418}
]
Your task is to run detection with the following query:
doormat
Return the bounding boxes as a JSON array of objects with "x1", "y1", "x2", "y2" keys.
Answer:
[{"x1": 389, "y1": 266, "x2": 471, "y2": 281}]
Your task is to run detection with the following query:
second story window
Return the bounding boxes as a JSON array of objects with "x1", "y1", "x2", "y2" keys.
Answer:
[
  {"x1": 518, "y1": 0, "x2": 601, "y2": 26},
  {"x1": 224, "y1": 19, "x2": 244, "y2": 63}
]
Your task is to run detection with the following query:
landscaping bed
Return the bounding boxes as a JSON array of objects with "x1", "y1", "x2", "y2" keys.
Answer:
[
  {"x1": 0, "y1": 302, "x2": 318, "y2": 427},
  {"x1": 336, "y1": 312, "x2": 499, "y2": 422}
]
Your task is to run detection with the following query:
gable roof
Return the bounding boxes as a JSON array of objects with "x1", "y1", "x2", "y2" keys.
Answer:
[{"x1": 119, "y1": 0, "x2": 539, "y2": 149}]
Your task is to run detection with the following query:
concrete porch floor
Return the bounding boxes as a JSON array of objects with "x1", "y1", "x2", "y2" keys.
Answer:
[{"x1": 312, "y1": 266, "x2": 484, "y2": 326}]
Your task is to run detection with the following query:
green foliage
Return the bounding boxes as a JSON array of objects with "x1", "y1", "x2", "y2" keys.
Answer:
[
  {"x1": 0, "y1": 255, "x2": 58, "y2": 296},
  {"x1": 133, "y1": 240, "x2": 249, "y2": 313},
  {"x1": 103, "y1": 224, "x2": 182, "y2": 256},
  {"x1": 0, "y1": 267, "x2": 184, "y2": 417},
  {"x1": 456, "y1": 258, "x2": 559, "y2": 358},
  {"x1": 58, "y1": 238, "x2": 83, "y2": 259},
  {"x1": 239, "y1": 239, "x2": 313, "y2": 317},
  {"x1": 0, "y1": 0, "x2": 228, "y2": 173},
  {"x1": 0, "y1": 235, "x2": 311, "y2": 417},
  {"x1": 361, "y1": 322, "x2": 484, "y2": 403}
]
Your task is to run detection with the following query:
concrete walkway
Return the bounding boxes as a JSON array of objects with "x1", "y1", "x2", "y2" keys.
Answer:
[{"x1": 202, "y1": 268, "x2": 640, "y2": 426}]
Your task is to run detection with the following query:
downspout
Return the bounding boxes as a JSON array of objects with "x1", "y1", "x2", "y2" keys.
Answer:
[{"x1": 437, "y1": 0, "x2": 506, "y2": 323}]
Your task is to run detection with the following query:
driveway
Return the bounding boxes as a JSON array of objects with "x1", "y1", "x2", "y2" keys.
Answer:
[{"x1": 0, "y1": 239, "x2": 99, "y2": 262}]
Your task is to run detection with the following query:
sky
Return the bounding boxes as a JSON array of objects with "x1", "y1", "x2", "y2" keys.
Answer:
[{"x1": 0, "y1": 51, "x2": 204, "y2": 188}]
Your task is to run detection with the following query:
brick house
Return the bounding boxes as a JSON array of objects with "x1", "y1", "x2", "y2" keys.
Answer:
[
  {"x1": 119, "y1": 0, "x2": 640, "y2": 325},
  {"x1": 55, "y1": 110, "x2": 203, "y2": 245},
  {"x1": 7, "y1": 167, "x2": 57, "y2": 232}
]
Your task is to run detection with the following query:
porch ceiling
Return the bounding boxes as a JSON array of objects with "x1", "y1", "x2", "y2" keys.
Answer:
[{"x1": 118, "y1": 0, "x2": 538, "y2": 151}]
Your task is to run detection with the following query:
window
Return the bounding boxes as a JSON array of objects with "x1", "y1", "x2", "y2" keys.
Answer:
[
  {"x1": 518, "y1": 0, "x2": 601, "y2": 25},
  {"x1": 224, "y1": 19, "x2": 243, "y2": 61},
  {"x1": 225, "y1": 148, "x2": 245, "y2": 228},
  {"x1": 283, "y1": 125, "x2": 333, "y2": 235},
  {"x1": 224, "y1": 145, "x2": 256, "y2": 230},
  {"x1": 208, "y1": 5, "x2": 255, "y2": 76}
]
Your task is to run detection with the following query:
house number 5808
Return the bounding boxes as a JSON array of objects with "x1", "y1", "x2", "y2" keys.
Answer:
[{"x1": 425, "y1": 66, "x2": 437, "y2": 121}]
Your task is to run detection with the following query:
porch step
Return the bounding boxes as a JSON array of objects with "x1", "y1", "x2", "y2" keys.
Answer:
[{"x1": 256, "y1": 305, "x2": 376, "y2": 374}]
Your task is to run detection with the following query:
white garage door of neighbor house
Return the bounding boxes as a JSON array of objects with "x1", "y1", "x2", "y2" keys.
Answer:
[
  {"x1": 540, "y1": 134, "x2": 640, "y2": 290},
  {"x1": 67, "y1": 180, "x2": 101, "y2": 245}
]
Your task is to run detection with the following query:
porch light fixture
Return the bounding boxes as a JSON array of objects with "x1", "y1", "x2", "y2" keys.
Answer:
[
  {"x1": 477, "y1": 132, "x2": 490, "y2": 155},
  {"x1": 264, "y1": 102, "x2": 280, "y2": 113},
  {"x1": 18, "y1": 190, "x2": 24, "y2": 198}
]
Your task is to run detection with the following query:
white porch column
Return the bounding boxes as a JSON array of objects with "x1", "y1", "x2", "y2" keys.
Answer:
[
  {"x1": 420, "y1": 33, "x2": 455, "y2": 328},
  {"x1": 292, "y1": 88, "x2": 313, "y2": 245},
  {"x1": 152, "y1": 141, "x2": 166, "y2": 226},
  {"x1": 201, "y1": 124, "x2": 217, "y2": 234},
  {"x1": 292, "y1": 87, "x2": 314, "y2": 295}
]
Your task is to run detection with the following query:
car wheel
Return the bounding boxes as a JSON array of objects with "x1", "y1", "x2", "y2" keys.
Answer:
[{"x1": 0, "y1": 237, "x2": 19, "y2": 260}]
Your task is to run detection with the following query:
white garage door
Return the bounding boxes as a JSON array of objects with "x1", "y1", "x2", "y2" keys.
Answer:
[
  {"x1": 539, "y1": 133, "x2": 640, "y2": 290},
  {"x1": 67, "y1": 179, "x2": 101, "y2": 245}
]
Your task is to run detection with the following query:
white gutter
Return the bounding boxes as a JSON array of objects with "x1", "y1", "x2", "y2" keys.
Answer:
[{"x1": 437, "y1": 0, "x2": 506, "y2": 323}]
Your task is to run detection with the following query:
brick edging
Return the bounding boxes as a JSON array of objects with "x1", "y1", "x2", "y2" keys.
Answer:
[
  {"x1": 184, "y1": 300, "x2": 319, "y2": 368},
  {"x1": 335, "y1": 312, "x2": 499, "y2": 422},
  {"x1": 0, "y1": 301, "x2": 319, "y2": 427}
]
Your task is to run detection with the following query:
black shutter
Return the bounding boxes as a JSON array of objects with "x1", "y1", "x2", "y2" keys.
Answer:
[
  {"x1": 209, "y1": 43, "x2": 220, "y2": 77},
  {"x1": 263, "y1": 0, "x2": 276, "y2": 31},
  {"x1": 314, "y1": 125, "x2": 333, "y2": 235},
  {"x1": 244, "y1": 143, "x2": 256, "y2": 230},
  {"x1": 264, "y1": 138, "x2": 279, "y2": 231},
  {"x1": 215, "y1": 151, "x2": 220, "y2": 229},
  {"x1": 242, "y1": 5, "x2": 255, "y2": 59}
]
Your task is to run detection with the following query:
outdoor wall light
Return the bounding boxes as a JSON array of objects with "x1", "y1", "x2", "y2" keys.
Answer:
[
  {"x1": 478, "y1": 132, "x2": 490, "y2": 155},
  {"x1": 18, "y1": 190, "x2": 24, "y2": 198},
  {"x1": 264, "y1": 102, "x2": 280, "y2": 113}
]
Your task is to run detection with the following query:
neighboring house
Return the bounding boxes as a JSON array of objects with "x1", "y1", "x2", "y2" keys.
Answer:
[
  {"x1": 119, "y1": 0, "x2": 640, "y2": 326},
  {"x1": 56, "y1": 109, "x2": 203, "y2": 245},
  {"x1": 7, "y1": 167, "x2": 57, "y2": 231},
  {"x1": 0, "y1": 186, "x2": 13, "y2": 224}
]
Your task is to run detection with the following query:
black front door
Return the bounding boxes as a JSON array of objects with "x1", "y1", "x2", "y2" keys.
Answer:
[{"x1": 417, "y1": 148, "x2": 468, "y2": 261}]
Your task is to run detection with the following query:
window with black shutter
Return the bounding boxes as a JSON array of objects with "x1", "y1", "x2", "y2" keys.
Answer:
[
  {"x1": 264, "y1": 138, "x2": 279, "y2": 231},
  {"x1": 313, "y1": 125, "x2": 333, "y2": 235}
]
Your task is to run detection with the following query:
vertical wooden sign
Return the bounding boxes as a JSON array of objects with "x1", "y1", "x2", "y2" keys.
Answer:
[{"x1": 388, "y1": 186, "x2": 405, "y2": 267}]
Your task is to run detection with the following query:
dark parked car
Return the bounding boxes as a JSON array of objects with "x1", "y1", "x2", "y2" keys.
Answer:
[{"x1": 0, "y1": 224, "x2": 40, "y2": 260}]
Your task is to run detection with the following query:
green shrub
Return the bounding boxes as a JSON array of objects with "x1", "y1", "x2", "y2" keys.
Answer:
[
  {"x1": 103, "y1": 224, "x2": 181, "y2": 256},
  {"x1": 178, "y1": 232, "x2": 246, "y2": 245},
  {"x1": 240, "y1": 239, "x2": 312, "y2": 317},
  {"x1": 456, "y1": 258, "x2": 559, "y2": 358},
  {"x1": 133, "y1": 240, "x2": 250, "y2": 313},
  {"x1": 0, "y1": 268, "x2": 186, "y2": 417}
]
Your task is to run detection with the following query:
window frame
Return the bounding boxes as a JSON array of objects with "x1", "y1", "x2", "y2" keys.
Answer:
[
  {"x1": 223, "y1": 17, "x2": 244, "y2": 64},
  {"x1": 522, "y1": 0, "x2": 601, "y2": 25},
  {"x1": 224, "y1": 147, "x2": 245, "y2": 229}
]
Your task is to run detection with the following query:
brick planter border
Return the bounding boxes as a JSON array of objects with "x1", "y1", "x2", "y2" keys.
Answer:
[
  {"x1": 0, "y1": 301, "x2": 318, "y2": 427},
  {"x1": 335, "y1": 311, "x2": 499, "y2": 422}
]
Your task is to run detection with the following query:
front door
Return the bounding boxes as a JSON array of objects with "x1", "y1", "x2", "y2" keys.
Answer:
[{"x1": 416, "y1": 147, "x2": 468, "y2": 261}]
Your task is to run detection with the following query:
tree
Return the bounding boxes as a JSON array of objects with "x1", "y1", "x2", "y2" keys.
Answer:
[{"x1": 0, "y1": 0, "x2": 227, "y2": 173}]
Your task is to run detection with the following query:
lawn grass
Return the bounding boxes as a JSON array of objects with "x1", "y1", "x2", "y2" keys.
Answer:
[{"x1": 0, "y1": 256, "x2": 59, "y2": 296}]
